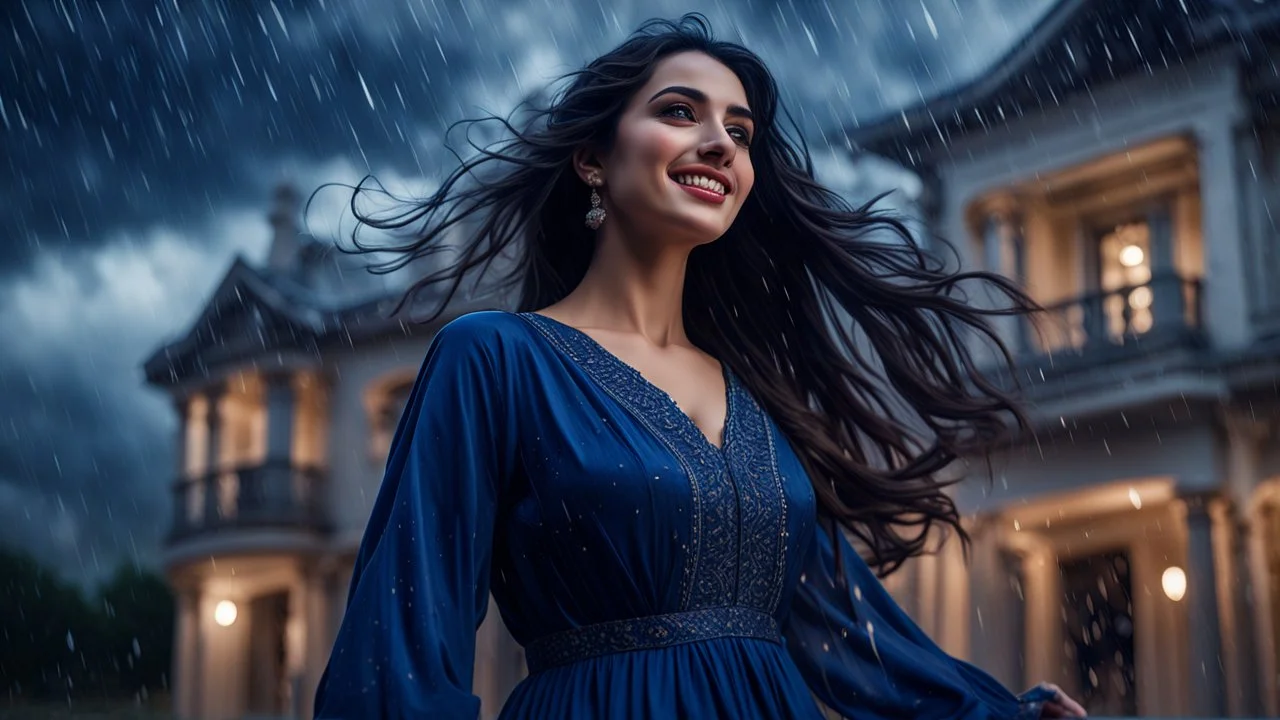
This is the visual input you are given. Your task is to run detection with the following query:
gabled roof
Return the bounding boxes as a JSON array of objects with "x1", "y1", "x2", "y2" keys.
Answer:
[
  {"x1": 847, "y1": 0, "x2": 1279, "y2": 167},
  {"x1": 143, "y1": 256, "x2": 326, "y2": 386},
  {"x1": 143, "y1": 254, "x2": 504, "y2": 388}
]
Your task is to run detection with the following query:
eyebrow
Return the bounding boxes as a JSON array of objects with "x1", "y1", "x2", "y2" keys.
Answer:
[{"x1": 648, "y1": 85, "x2": 754, "y2": 122}]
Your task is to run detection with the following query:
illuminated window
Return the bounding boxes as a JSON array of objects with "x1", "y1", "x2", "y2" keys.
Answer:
[{"x1": 1098, "y1": 223, "x2": 1153, "y2": 339}]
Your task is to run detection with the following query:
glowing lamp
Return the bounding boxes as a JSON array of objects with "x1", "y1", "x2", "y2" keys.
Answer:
[
  {"x1": 214, "y1": 600, "x2": 239, "y2": 626},
  {"x1": 1161, "y1": 566, "x2": 1187, "y2": 602}
]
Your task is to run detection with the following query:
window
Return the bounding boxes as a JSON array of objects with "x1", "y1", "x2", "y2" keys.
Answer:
[{"x1": 1097, "y1": 222, "x2": 1154, "y2": 339}]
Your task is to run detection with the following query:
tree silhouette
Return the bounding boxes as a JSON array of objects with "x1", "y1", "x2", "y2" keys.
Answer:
[{"x1": 0, "y1": 546, "x2": 173, "y2": 705}]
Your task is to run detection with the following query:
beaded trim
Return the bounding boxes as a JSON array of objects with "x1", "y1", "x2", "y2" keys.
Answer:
[
  {"x1": 518, "y1": 312, "x2": 731, "y2": 610},
  {"x1": 724, "y1": 388, "x2": 790, "y2": 612},
  {"x1": 524, "y1": 606, "x2": 782, "y2": 673},
  {"x1": 517, "y1": 312, "x2": 789, "y2": 615}
]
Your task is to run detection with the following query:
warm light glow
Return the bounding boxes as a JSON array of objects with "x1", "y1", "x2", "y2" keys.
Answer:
[
  {"x1": 214, "y1": 600, "x2": 238, "y2": 626},
  {"x1": 1128, "y1": 487, "x2": 1142, "y2": 509},
  {"x1": 1161, "y1": 566, "x2": 1187, "y2": 602},
  {"x1": 1119, "y1": 244, "x2": 1145, "y2": 267},
  {"x1": 1127, "y1": 286, "x2": 1153, "y2": 310}
]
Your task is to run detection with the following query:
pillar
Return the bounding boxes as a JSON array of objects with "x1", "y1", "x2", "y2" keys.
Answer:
[
  {"x1": 1181, "y1": 491, "x2": 1227, "y2": 716},
  {"x1": 265, "y1": 372, "x2": 295, "y2": 466},
  {"x1": 1195, "y1": 117, "x2": 1252, "y2": 349},
  {"x1": 979, "y1": 196, "x2": 1029, "y2": 354},
  {"x1": 968, "y1": 518, "x2": 1020, "y2": 687},
  {"x1": 300, "y1": 559, "x2": 339, "y2": 720},
  {"x1": 203, "y1": 384, "x2": 226, "y2": 526},
  {"x1": 172, "y1": 396, "x2": 191, "y2": 535},
  {"x1": 915, "y1": 547, "x2": 940, "y2": 639},
  {"x1": 1222, "y1": 410, "x2": 1274, "y2": 715},
  {"x1": 1145, "y1": 198, "x2": 1185, "y2": 333},
  {"x1": 172, "y1": 588, "x2": 200, "y2": 719},
  {"x1": 1015, "y1": 536, "x2": 1064, "y2": 695},
  {"x1": 264, "y1": 372, "x2": 296, "y2": 518},
  {"x1": 1253, "y1": 501, "x2": 1280, "y2": 716}
]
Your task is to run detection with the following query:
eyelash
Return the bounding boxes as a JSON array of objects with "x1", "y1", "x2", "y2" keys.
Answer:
[{"x1": 660, "y1": 103, "x2": 752, "y2": 147}]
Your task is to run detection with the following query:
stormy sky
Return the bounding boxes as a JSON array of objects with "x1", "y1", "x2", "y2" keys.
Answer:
[{"x1": 0, "y1": 0, "x2": 1056, "y2": 584}]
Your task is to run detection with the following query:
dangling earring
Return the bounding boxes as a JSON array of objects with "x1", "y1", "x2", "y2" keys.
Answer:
[{"x1": 584, "y1": 175, "x2": 606, "y2": 230}]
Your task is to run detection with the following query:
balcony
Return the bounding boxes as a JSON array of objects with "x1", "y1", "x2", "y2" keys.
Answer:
[
  {"x1": 1012, "y1": 272, "x2": 1204, "y2": 364},
  {"x1": 168, "y1": 460, "x2": 329, "y2": 542},
  {"x1": 985, "y1": 273, "x2": 1211, "y2": 408}
]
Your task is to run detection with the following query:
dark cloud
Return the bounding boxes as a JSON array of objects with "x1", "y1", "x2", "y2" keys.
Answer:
[{"x1": 0, "y1": 0, "x2": 1056, "y2": 582}]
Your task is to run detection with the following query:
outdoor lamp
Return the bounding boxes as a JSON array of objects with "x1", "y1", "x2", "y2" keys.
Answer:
[
  {"x1": 1161, "y1": 566, "x2": 1187, "y2": 602},
  {"x1": 214, "y1": 599, "x2": 239, "y2": 626}
]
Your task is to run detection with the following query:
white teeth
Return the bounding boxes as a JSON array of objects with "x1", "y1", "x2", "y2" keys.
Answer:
[{"x1": 675, "y1": 174, "x2": 726, "y2": 195}]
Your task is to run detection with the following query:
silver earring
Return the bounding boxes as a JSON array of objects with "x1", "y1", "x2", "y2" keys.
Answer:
[{"x1": 584, "y1": 175, "x2": 606, "y2": 230}]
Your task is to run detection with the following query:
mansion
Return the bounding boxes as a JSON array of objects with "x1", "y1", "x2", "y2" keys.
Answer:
[{"x1": 145, "y1": 0, "x2": 1280, "y2": 717}]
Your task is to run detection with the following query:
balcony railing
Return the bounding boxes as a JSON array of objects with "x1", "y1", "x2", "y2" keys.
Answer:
[
  {"x1": 1015, "y1": 274, "x2": 1204, "y2": 362},
  {"x1": 169, "y1": 461, "x2": 328, "y2": 540}
]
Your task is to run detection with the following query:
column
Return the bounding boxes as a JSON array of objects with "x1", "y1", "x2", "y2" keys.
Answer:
[
  {"x1": 1223, "y1": 410, "x2": 1274, "y2": 715},
  {"x1": 968, "y1": 518, "x2": 1019, "y2": 687},
  {"x1": 203, "y1": 384, "x2": 226, "y2": 526},
  {"x1": 172, "y1": 588, "x2": 198, "y2": 719},
  {"x1": 915, "y1": 548, "x2": 940, "y2": 639},
  {"x1": 300, "y1": 563, "x2": 333, "y2": 720},
  {"x1": 264, "y1": 372, "x2": 296, "y2": 518},
  {"x1": 1017, "y1": 537, "x2": 1064, "y2": 694},
  {"x1": 1195, "y1": 118, "x2": 1252, "y2": 349},
  {"x1": 172, "y1": 396, "x2": 191, "y2": 535},
  {"x1": 979, "y1": 196, "x2": 1029, "y2": 354},
  {"x1": 265, "y1": 372, "x2": 295, "y2": 465},
  {"x1": 285, "y1": 571, "x2": 308, "y2": 720},
  {"x1": 937, "y1": 531, "x2": 971, "y2": 658},
  {"x1": 1182, "y1": 491, "x2": 1227, "y2": 716},
  {"x1": 1145, "y1": 199, "x2": 1185, "y2": 334},
  {"x1": 1253, "y1": 502, "x2": 1280, "y2": 717}
]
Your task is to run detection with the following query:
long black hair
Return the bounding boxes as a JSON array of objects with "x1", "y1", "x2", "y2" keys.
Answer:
[{"x1": 322, "y1": 14, "x2": 1038, "y2": 577}]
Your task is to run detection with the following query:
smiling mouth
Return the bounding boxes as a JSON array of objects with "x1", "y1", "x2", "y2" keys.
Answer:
[
  {"x1": 671, "y1": 174, "x2": 728, "y2": 195},
  {"x1": 671, "y1": 175, "x2": 728, "y2": 205}
]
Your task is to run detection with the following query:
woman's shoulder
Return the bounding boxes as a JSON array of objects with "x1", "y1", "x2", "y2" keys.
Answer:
[{"x1": 430, "y1": 310, "x2": 540, "y2": 360}]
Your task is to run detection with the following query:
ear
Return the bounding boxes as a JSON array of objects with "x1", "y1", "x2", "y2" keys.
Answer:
[{"x1": 572, "y1": 146, "x2": 606, "y2": 185}]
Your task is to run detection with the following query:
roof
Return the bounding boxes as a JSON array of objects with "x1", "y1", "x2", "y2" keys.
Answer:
[
  {"x1": 847, "y1": 0, "x2": 1280, "y2": 167},
  {"x1": 142, "y1": 255, "x2": 496, "y2": 388}
]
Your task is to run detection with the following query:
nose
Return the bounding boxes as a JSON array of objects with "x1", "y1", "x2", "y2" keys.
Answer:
[{"x1": 696, "y1": 126, "x2": 737, "y2": 167}]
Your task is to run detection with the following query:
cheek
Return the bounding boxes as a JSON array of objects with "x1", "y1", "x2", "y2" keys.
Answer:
[{"x1": 612, "y1": 123, "x2": 683, "y2": 179}]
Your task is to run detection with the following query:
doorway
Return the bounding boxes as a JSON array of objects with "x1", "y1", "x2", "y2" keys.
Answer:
[
  {"x1": 246, "y1": 591, "x2": 289, "y2": 716},
  {"x1": 1060, "y1": 550, "x2": 1138, "y2": 716}
]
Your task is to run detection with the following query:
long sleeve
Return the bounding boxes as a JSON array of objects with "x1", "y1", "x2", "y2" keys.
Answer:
[
  {"x1": 782, "y1": 520, "x2": 1046, "y2": 720},
  {"x1": 314, "y1": 315, "x2": 516, "y2": 720}
]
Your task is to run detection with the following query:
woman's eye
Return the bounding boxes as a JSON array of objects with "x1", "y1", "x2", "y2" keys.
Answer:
[
  {"x1": 661, "y1": 104, "x2": 751, "y2": 147},
  {"x1": 661, "y1": 104, "x2": 696, "y2": 121}
]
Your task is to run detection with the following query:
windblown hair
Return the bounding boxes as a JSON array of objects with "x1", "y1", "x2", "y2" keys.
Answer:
[{"x1": 323, "y1": 14, "x2": 1038, "y2": 576}]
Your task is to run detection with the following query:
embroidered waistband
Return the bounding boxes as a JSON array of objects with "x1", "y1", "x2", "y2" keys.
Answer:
[{"x1": 524, "y1": 606, "x2": 781, "y2": 673}]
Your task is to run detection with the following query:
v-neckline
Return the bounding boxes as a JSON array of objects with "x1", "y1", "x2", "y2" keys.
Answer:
[{"x1": 521, "y1": 312, "x2": 733, "y2": 454}]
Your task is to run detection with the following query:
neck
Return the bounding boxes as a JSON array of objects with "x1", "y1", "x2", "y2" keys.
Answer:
[{"x1": 555, "y1": 224, "x2": 692, "y2": 347}]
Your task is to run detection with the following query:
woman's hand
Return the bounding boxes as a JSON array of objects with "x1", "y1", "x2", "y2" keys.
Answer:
[{"x1": 1034, "y1": 682, "x2": 1087, "y2": 718}]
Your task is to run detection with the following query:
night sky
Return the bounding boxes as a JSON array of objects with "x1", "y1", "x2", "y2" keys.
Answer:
[{"x1": 0, "y1": 0, "x2": 1055, "y2": 584}]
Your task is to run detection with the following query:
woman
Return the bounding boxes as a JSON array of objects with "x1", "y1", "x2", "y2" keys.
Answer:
[{"x1": 313, "y1": 14, "x2": 1087, "y2": 720}]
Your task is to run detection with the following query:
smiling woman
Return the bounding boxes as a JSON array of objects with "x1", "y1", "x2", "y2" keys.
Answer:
[{"x1": 312, "y1": 13, "x2": 1085, "y2": 720}]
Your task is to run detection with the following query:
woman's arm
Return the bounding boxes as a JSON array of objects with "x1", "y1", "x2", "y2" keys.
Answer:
[{"x1": 313, "y1": 315, "x2": 517, "y2": 720}]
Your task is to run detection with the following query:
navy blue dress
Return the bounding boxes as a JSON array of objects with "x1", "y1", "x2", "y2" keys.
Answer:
[{"x1": 313, "y1": 311, "x2": 1046, "y2": 719}]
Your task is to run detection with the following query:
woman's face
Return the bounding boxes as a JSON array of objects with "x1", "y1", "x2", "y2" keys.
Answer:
[{"x1": 592, "y1": 51, "x2": 756, "y2": 247}]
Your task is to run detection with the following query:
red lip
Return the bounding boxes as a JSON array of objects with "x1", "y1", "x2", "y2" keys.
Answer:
[
  {"x1": 668, "y1": 165, "x2": 733, "y2": 195},
  {"x1": 674, "y1": 180, "x2": 727, "y2": 205}
]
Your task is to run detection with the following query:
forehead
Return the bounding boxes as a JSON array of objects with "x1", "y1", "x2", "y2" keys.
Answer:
[{"x1": 633, "y1": 51, "x2": 750, "y2": 109}]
